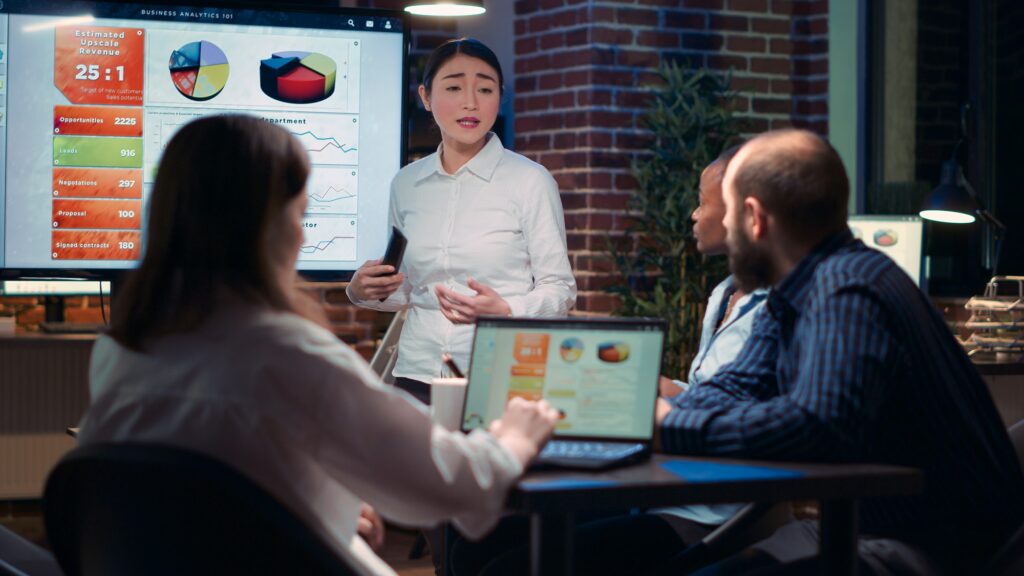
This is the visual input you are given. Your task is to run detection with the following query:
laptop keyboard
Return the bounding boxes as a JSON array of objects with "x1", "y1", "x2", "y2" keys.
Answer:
[{"x1": 540, "y1": 440, "x2": 646, "y2": 460}]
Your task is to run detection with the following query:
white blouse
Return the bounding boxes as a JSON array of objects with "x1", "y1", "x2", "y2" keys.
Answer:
[
  {"x1": 349, "y1": 134, "x2": 576, "y2": 382},
  {"x1": 77, "y1": 303, "x2": 524, "y2": 576}
]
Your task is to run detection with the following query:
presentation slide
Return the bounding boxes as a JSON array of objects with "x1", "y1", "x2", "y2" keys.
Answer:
[
  {"x1": 464, "y1": 326, "x2": 664, "y2": 440},
  {"x1": 0, "y1": 2, "x2": 404, "y2": 276}
]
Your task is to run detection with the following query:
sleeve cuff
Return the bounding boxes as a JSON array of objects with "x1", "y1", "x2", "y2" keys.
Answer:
[
  {"x1": 660, "y1": 408, "x2": 713, "y2": 455},
  {"x1": 345, "y1": 282, "x2": 367, "y2": 305},
  {"x1": 346, "y1": 281, "x2": 393, "y2": 310},
  {"x1": 668, "y1": 390, "x2": 688, "y2": 407}
]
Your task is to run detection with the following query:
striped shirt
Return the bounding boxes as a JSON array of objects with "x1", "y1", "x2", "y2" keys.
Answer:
[{"x1": 661, "y1": 229, "x2": 1024, "y2": 556}]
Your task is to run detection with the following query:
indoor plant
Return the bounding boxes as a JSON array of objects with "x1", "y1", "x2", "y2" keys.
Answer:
[{"x1": 605, "y1": 62, "x2": 741, "y2": 377}]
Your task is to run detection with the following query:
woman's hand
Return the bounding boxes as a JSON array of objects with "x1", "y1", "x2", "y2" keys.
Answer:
[
  {"x1": 659, "y1": 376, "x2": 685, "y2": 398},
  {"x1": 435, "y1": 277, "x2": 511, "y2": 324},
  {"x1": 348, "y1": 259, "x2": 405, "y2": 302},
  {"x1": 357, "y1": 503, "x2": 385, "y2": 552},
  {"x1": 655, "y1": 396, "x2": 673, "y2": 424},
  {"x1": 489, "y1": 397, "x2": 560, "y2": 467}
]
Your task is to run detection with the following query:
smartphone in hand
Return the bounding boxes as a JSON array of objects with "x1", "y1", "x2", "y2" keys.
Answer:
[{"x1": 379, "y1": 226, "x2": 407, "y2": 301}]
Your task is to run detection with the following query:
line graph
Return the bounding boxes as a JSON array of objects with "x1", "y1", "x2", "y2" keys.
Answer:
[
  {"x1": 293, "y1": 129, "x2": 358, "y2": 164},
  {"x1": 283, "y1": 112, "x2": 359, "y2": 165},
  {"x1": 300, "y1": 216, "x2": 357, "y2": 261},
  {"x1": 306, "y1": 166, "x2": 357, "y2": 214},
  {"x1": 293, "y1": 130, "x2": 358, "y2": 153},
  {"x1": 309, "y1": 187, "x2": 354, "y2": 202}
]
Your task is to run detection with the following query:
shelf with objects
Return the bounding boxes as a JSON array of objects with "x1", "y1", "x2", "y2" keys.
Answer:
[{"x1": 963, "y1": 276, "x2": 1024, "y2": 363}]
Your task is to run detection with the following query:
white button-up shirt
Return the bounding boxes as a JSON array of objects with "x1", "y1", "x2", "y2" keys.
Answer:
[
  {"x1": 78, "y1": 303, "x2": 523, "y2": 576},
  {"x1": 350, "y1": 134, "x2": 576, "y2": 382}
]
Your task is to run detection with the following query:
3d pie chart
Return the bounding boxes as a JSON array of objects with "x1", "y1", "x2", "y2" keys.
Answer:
[
  {"x1": 169, "y1": 41, "x2": 230, "y2": 101},
  {"x1": 598, "y1": 342, "x2": 631, "y2": 363},
  {"x1": 873, "y1": 229, "x2": 899, "y2": 247},
  {"x1": 260, "y1": 51, "x2": 337, "y2": 104}
]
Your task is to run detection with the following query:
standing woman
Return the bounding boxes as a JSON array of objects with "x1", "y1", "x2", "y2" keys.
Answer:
[{"x1": 347, "y1": 38, "x2": 576, "y2": 403}]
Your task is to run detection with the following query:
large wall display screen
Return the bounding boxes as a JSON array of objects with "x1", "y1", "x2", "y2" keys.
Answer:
[{"x1": 0, "y1": 1, "x2": 406, "y2": 279}]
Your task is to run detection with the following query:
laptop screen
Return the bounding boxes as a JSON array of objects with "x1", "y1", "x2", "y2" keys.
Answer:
[{"x1": 462, "y1": 317, "x2": 665, "y2": 441}]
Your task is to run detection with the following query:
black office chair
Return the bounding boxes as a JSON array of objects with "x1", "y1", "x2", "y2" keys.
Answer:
[
  {"x1": 983, "y1": 419, "x2": 1024, "y2": 576},
  {"x1": 0, "y1": 523, "x2": 62, "y2": 576},
  {"x1": 659, "y1": 501, "x2": 792, "y2": 573},
  {"x1": 1007, "y1": 418, "x2": 1024, "y2": 474},
  {"x1": 43, "y1": 443, "x2": 358, "y2": 576}
]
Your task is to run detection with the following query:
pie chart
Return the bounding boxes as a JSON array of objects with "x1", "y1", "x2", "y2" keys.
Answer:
[
  {"x1": 260, "y1": 51, "x2": 337, "y2": 104},
  {"x1": 559, "y1": 337, "x2": 584, "y2": 363},
  {"x1": 873, "y1": 229, "x2": 899, "y2": 247},
  {"x1": 168, "y1": 41, "x2": 229, "y2": 101},
  {"x1": 598, "y1": 342, "x2": 631, "y2": 363}
]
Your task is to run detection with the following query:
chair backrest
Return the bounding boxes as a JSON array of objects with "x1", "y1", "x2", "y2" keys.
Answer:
[
  {"x1": 984, "y1": 420, "x2": 1024, "y2": 576},
  {"x1": 1008, "y1": 419, "x2": 1024, "y2": 476},
  {"x1": 43, "y1": 443, "x2": 357, "y2": 576},
  {"x1": 0, "y1": 524, "x2": 62, "y2": 576}
]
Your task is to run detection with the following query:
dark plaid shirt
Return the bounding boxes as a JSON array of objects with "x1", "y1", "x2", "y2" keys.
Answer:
[{"x1": 662, "y1": 229, "x2": 1024, "y2": 553}]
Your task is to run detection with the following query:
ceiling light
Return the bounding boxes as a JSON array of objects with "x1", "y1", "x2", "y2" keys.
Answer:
[{"x1": 405, "y1": 1, "x2": 486, "y2": 17}]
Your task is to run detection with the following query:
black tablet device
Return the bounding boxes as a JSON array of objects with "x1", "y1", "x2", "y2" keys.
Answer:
[
  {"x1": 381, "y1": 226, "x2": 407, "y2": 274},
  {"x1": 378, "y1": 227, "x2": 407, "y2": 301}
]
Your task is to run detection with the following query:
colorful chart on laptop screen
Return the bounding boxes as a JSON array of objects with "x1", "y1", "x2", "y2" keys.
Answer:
[
  {"x1": 598, "y1": 342, "x2": 630, "y2": 363},
  {"x1": 168, "y1": 41, "x2": 229, "y2": 101},
  {"x1": 560, "y1": 337, "x2": 584, "y2": 363},
  {"x1": 260, "y1": 51, "x2": 337, "y2": 104}
]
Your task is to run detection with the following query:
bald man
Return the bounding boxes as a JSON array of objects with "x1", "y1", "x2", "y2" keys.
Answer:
[{"x1": 656, "y1": 130, "x2": 1024, "y2": 574}]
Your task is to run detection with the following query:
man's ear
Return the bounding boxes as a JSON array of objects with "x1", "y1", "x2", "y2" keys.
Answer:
[
  {"x1": 418, "y1": 85, "x2": 431, "y2": 112},
  {"x1": 745, "y1": 196, "x2": 769, "y2": 240}
]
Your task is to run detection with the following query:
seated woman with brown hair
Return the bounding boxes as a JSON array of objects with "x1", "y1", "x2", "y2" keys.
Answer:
[{"x1": 76, "y1": 114, "x2": 559, "y2": 575}]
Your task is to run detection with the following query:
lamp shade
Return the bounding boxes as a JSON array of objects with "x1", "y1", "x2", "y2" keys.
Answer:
[
  {"x1": 919, "y1": 159, "x2": 980, "y2": 224},
  {"x1": 405, "y1": 1, "x2": 485, "y2": 16}
]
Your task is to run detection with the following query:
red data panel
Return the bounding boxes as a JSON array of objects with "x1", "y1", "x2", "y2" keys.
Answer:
[
  {"x1": 52, "y1": 199, "x2": 142, "y2": 230},
  {"x1": 52, "y1": 231, "x2": 141, "y2": 261},
  {"x1": 54, "y1": 105, "x2": 143, "y2": 137},
  {"x1": 54, "y1": 26, "x2": 145, "y2": 105},
  {"x1": 52, "y1": 168, "x2": 143, "y2": 199}
]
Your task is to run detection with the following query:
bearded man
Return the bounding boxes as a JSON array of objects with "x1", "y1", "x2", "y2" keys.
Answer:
[{"x1": 656, "y1": 129, "x2": 1024, "y2": 575}]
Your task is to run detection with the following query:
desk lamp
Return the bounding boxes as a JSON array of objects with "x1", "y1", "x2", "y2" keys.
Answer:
[
  {"x1": 405, "y1": 1, "x2": 486, "y2": 16},
  {"x1": 918, "y1": 106, "x2": 1007, "y2": 275}
]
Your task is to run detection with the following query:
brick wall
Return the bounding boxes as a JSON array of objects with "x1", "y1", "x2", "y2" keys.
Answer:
[
  {"x1": 513, "y1": 0, "x2": 829, "y2": 314},
  {"x1": 0, "y1": 296, "x2": 110, "y2": 331}
]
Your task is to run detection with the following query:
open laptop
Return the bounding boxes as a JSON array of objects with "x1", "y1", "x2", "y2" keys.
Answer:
[{"x1": 461, "y1": 316, "x2": 666, "y2": 470}]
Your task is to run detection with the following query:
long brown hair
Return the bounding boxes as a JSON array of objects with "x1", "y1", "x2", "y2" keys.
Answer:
[{"x1": 109, "y1": 115, "x2": 310, "y2": 351}]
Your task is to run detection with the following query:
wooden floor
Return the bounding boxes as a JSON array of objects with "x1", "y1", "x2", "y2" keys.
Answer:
[{"x1": 0, "y1": 500, "x2": 436, "y2": 576}]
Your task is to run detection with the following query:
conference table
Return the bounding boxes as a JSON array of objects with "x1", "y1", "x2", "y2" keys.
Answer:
[{"x1": 506, "y1": 454, "x2": 923, "y2": 576}]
